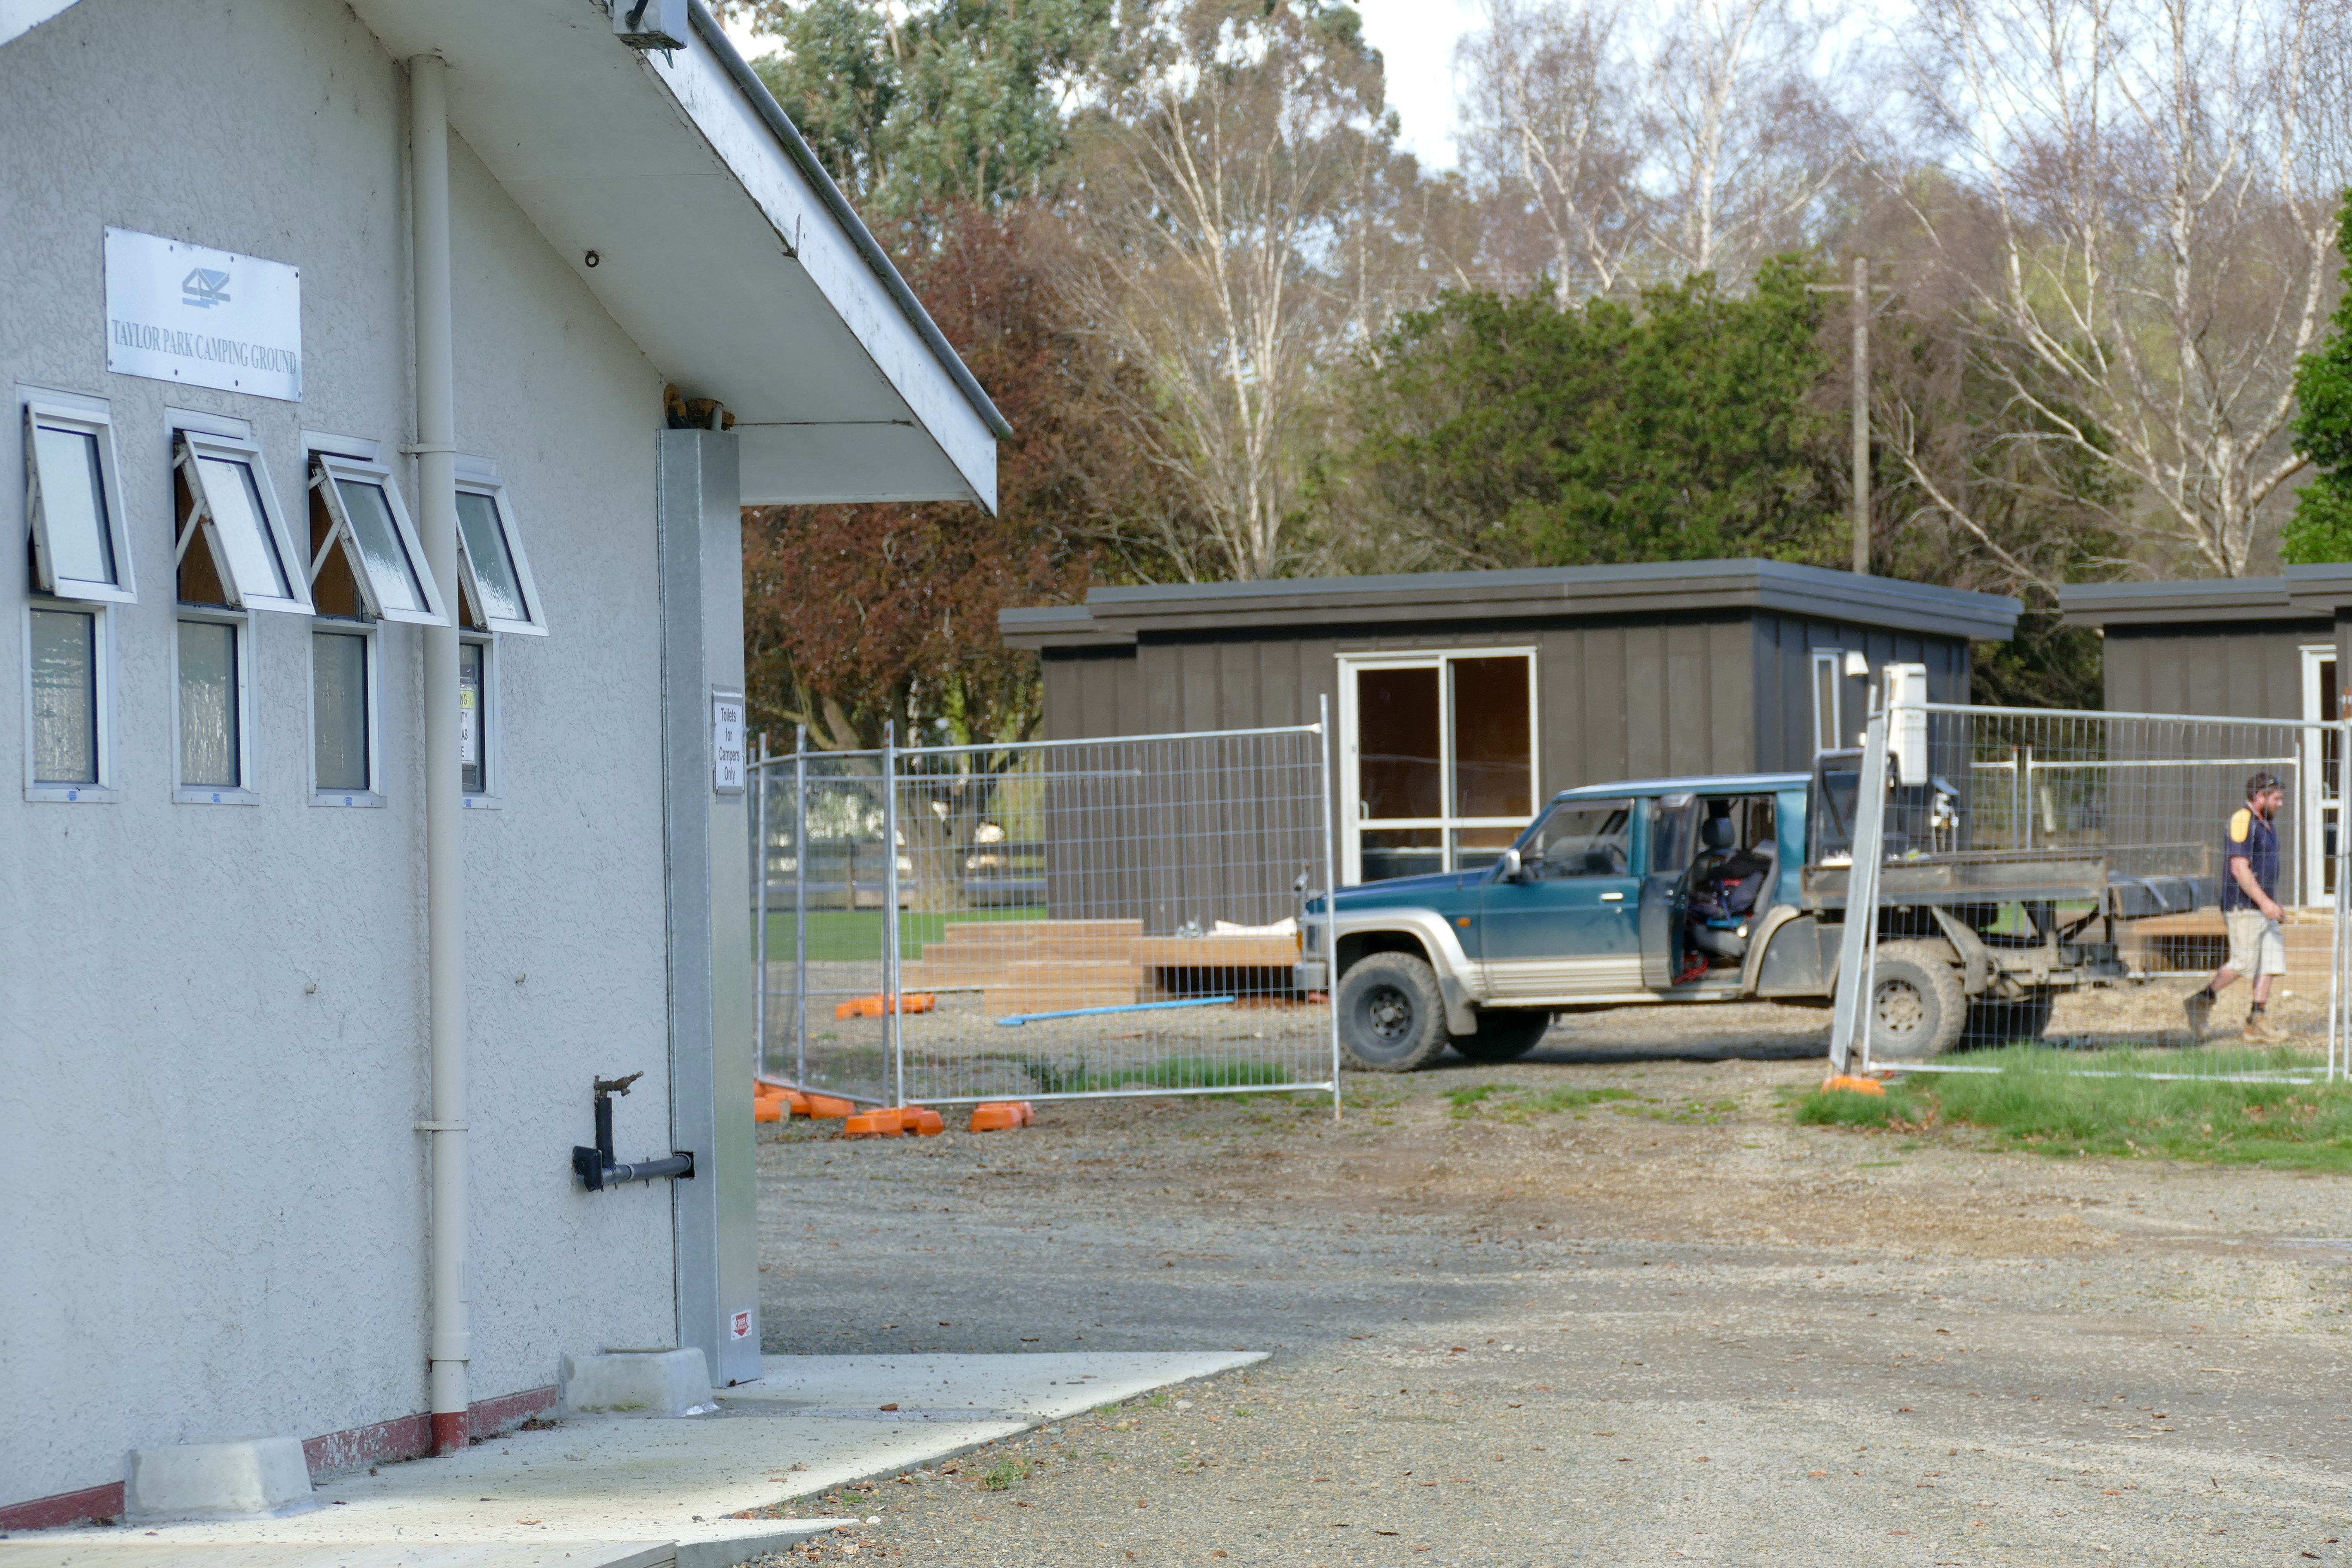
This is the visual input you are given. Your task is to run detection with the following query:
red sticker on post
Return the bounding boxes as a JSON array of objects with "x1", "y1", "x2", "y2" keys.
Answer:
[{"x1": 731, "y1": 1310, "x2": 752, "y2": 1340}]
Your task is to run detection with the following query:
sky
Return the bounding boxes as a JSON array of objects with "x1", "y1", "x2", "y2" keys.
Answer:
[{"x1": 721, "y1": 2, "x2": 1483, "y2": 172}]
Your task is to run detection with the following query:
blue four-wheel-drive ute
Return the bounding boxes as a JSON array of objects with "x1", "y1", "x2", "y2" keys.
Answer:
[{"x1": 1298, "y1": 753, "x2": 2141, "y2": 1072}]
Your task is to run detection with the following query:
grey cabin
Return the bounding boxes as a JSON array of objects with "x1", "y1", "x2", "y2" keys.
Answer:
[{"x1": 1004, "y1": 560, "x2": 2020, "y2": 887}]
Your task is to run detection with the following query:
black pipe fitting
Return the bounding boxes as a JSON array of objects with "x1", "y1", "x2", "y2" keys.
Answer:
[{"x1": 572, "y1": 1071, "x2": 695, "y2": 1191}]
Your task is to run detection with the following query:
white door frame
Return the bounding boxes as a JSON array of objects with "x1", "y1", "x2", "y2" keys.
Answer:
[
  {"x1": 2301, "y1": 642, "x2": 2337, "y2": 907},
  {"x1": 1335, "y1": 647, "x2": 1540, "y2": 885}
]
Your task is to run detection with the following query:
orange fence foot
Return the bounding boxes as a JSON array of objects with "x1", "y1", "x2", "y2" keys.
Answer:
[
  {"x1": 832, "y1": 993, "x2": 940, "y2": 1020},
  {"x1": 969, "y1": 1101, "x2": 1036, "y2": 1132},
  {"x1": 1820, "y1": 1074, "x2": 1886, "y2": 1096}
]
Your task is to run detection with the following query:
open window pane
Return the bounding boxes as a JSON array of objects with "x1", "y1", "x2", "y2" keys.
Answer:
[
  {"x1": 31, "y1": 608, "x2": 98, "y2": 784},
  {"x1": 195, "y1": 455, "x2": 292, "y2": 601},
  {"x1": 33, "y1": 424, "x2": 114, "y2": 587},
  {"x1": 1811, "y1": 653, "x2": 1842, "y2": 754},
  {"x1": 456, "y1": 490, "x2": 538, "y2": 630},
  {"x1": 1452, "y1": 657, "x2": 1531, "y2": 818},
  {"x1": 314, "y1": 631, "x2": 369, "y2": 791},
  {"x1": 178, "y1": 619, "x2": 239, "y2": 787},
  {"x1": 1357, "y1": 666, "x2": 1441, "y2": 820},
  {"x1": 334, "y1": 478, "x2": 426, "y2": 615}
]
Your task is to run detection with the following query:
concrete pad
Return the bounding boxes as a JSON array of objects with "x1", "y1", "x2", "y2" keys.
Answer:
[
  {"x1": 561, "y1": 1350, "x2": 711, "y2": 1418},
  {"x1": 0, "y1": 1547, "x2": 672, "y2": 1568},
  {"x1": 722, "y1": 1351, "x2": 1268, "y2": 1423},
  {"x1": 14, "y1": 1352, "x2": 1264, "y2": 1568},
  {"x1": 125, "y1": 1438, "x2": 312, "y2": 1519}
]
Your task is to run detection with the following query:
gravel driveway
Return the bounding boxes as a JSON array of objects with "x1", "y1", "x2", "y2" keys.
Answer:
[{"x1": 754, "y1": 1008, "x2": 2352, "y2": 1565}]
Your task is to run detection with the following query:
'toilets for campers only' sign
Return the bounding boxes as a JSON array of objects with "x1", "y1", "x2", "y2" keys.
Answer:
[{"x1": 105, "y1": 227, "x2": 302, "y2": 401}]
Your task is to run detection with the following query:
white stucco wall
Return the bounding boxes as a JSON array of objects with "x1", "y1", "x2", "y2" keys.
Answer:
[{"x1": 1, "y1": 0, "x2": 681, "y2": 1503}]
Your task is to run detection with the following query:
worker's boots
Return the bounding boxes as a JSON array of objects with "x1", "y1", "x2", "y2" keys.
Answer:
[
  {"x1": 2242, "y1": 1014, "x2": 2292, "y2": 1045},
  {"x1": 2182, "y1": 988, "x2": 2215, "y2": 1041}
]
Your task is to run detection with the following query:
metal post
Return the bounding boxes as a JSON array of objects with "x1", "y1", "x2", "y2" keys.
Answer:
[
  {"x1": 1828, "y1": 701, "x2": 1892, "y2": 1074},
  {"x1": 882, "y1": 720, "x2": 903, "y2": 1107},
  {"x1": 2021, "y1": 747, "x2": 2034, "y2": 851},
  {"x1": 793, "y1": 723, "x2": 808, "y2": 1089},
  {"x1": 2010, "y1": 744, "x2": 2021, "y2": 851},
  {"x1": 1319, "y1": 694, "x2": 1341, "y2": 1122},
  {"x1": 2335, "y1": 716, "x2": 2350, "y2": 1080},
  {"x1": 753, "y1": 732, "x2": 769, "y2": 1080}
]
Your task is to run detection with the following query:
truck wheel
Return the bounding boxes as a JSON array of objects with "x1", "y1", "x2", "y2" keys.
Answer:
[
  {"x1": 1452, "y1": 1009, "x2": 1551, "y2": 1062},
  {"x1": 1865, "y1": 941, "x2": 1967, "y2": 1061},
  {"x1": 1963, "y1": 987, "x2": 2055, "y2": 1049},
  {"x1": 1336, "y1": 952, "x2": 1451, "y2": 1072}
]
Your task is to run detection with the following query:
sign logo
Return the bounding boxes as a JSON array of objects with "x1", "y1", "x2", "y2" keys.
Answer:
[{"x1": 180, "y1": 266, "x2": 232, "y2": 308}]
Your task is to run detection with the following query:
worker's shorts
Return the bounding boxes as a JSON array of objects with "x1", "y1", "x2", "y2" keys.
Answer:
[{"x1": 2226, "y1": 908, "x2": 2287, "y2": 977}]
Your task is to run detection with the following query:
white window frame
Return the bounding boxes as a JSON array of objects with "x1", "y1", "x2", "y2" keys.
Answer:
[
  {"x1": 172, "y1": 430, "x2": 312, "y2": 616},
  {"x1": 460, "y1": 631, "x2": 502, "y2": 809},
  {"x1": 307, "y1": 452, "x2": 450, "y2": 627},
  {"x1": 23, "y1": 598, "x2": 119, "y2": 802},
  {"x1": 1810, "y1": 649, "x2": 1844, "y2": 757},
  {"x1": 1336, "y1": 647, "x2": 1540, "y2": 885},
  {"x1": 23, "y1": 396, "x2": 135, "y2": 605},
  {"x1": 309, "y1": 619, "x2": 385, "y2": 808},
  {"x1": 172, "y1": 605, "x2": 257, "y2": 805},
  {"x1": 453, "y1": 470, "x2": 549, "y2": 637}
]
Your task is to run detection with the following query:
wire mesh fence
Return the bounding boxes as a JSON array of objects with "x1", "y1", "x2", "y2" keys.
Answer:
[
  {"x1": 1834, "y1": 700, "x2": 2351, "y2": 1083},
  {"x1": 751, "y1": 718, "x2": 1341, "y2": 1109}
]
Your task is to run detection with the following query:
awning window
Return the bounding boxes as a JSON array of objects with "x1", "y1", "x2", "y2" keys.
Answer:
[
  {"x1": 173, "y1": 433, "x2": 311, "y2": 614},
  {"x1": 307, "y1": 453, "x2": 449, "y2": 627},
  {"x1": 24, "y1": 401, "x2": 134, "y2": 604},
  {"x1": 454, "y1": 480, "x2": 547, "y2": 636}
]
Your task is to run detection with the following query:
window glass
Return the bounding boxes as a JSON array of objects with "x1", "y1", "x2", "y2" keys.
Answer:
[
  {"x1": 196, "y1": 455, "x2": 292, "y2": 602},
  {"x1": 31, "y1": 607, "x2": 98, "y2": 784},
  {"x1": 1450, "y1": 825, "x2": 1519, "y2": 873},
  {"x1": 1359, "y1": 826, "x2": 1441, "y2": 882},
  {"x1": 1812, "y1": 653, "x2": 1842, "y2": 754},
  {"x1": 460, "y1": 640, "x2": 485, "y2": 794},
  {"x1": 334, "y1": 478, "x2": 426, "y2": 615},
  {"x1": 1520, "y1": 800, "x2": 1632, "y2": 880},
  {"x1": 178, "y1": 619, "x2": 239, "y2": 787},
  {"x1": 33, "y1": 424, "x2": 114, "y2": 587},
  {"x1": 1357, "y1": 666, "x2": 1440, "y2": 819},
  {"x1": 314, "y1": 631, "x2": 369, "y2": 791},
  {"x1": 1451, "y1": 657, "x2": 1531, "y2": 818},
  {"x1": 1647, "y1": 795, "x2": 1697, "y2": 878},
  {"x1": 456, "y1": 492, "x2": 527, "y2": 625}
]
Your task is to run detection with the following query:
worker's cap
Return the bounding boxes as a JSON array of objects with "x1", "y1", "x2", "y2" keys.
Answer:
[{"x1": 2247, "y1": 770, "x2": 2284, "y2": 796}]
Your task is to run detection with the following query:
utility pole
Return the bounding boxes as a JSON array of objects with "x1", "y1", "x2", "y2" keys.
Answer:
[
  {"x1": 1848, "y1": 254, "x2": 1868, "y2": 577},
  {"x1": 1811, "y1": 258, "x2": 1890, "y2": 576}
]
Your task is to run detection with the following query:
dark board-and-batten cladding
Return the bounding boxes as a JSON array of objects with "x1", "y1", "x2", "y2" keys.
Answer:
[
  {"x1": 2060, "y1": 572, "x2": 2352, "y2": 721},
  {"x1": 1003, "y1": 560, "x2": 2020, "y2": 913}
]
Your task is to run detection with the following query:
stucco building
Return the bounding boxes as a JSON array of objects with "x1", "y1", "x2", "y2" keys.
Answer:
[{"x1": 2, "y1": 0, "x2": 999, "y2": 1527}]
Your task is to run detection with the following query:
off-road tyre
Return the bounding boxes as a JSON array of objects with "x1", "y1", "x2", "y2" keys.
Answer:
[
  {"x1": 1961, "y1": 986, "x2": 2055, "y2": 1050},
  {"x1": 1336, "y1": 952, "x2": 1452, "y2": 1072},
  {"x1": 1451, "y1": 1008, "x2": 1552, "y2": 1062},
  {"x1": 1865, "y1": 940, "x2": 1968, "y2": 1061}
]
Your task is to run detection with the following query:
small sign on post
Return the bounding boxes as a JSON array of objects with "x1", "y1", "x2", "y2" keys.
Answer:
[{"x1": 712, "y1": 691, "x2": 746, "y2": 795}]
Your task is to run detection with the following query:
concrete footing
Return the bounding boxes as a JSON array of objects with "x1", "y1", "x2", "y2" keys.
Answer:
[
  {"x1": 126, "y1": 1436, "x2": 313, "y2": 1518},
  {"x1": 560, "y1": 1349, "x2": 710, "y2": 1417}
]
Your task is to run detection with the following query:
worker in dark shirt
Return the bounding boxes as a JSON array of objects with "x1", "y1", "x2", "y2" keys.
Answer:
[{"x1": 2184, "y1": 772, "x2": 2289, "y2": 1044}]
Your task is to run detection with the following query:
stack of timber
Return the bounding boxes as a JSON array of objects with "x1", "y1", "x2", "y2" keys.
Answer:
[
  {"x1": 2115, "y1": 906, "x2": 2336, "y2": 988},
  {"x1": 899, "y1": 920, "x2": 1302, "y2": 1016}
]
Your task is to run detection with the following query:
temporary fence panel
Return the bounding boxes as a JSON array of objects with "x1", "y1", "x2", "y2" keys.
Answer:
[
  {"x1": 1842, "y1": 698, "x2": 2352, "y2": 1083},
  {"x1": 754, "y1": 715, "x2": 1341, "y2": 1109}
]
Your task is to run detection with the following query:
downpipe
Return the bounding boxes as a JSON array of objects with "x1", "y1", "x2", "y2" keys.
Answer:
[{"x1": 410, "y1": 54, "x2": 469, "y2": 1458}]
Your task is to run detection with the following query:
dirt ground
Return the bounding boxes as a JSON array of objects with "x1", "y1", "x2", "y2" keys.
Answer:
[{"x1": 753, "y1": 1005, "x2": 2352, "y2": 1565}]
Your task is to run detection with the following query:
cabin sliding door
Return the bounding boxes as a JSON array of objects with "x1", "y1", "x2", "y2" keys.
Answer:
[
  {"x1": 2304, "y1": 643, "x2": 2339, "y2": 904},
  {"x1": 1339, "y1": 650, "x2": 1538, "y2": 884}
]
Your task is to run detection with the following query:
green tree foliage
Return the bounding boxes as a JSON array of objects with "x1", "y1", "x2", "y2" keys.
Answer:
[
  {"x1": 728, "y1": 0, "x2": 1115, "y2": 216},
  {"x1": 2285, "y1": 190, "x2": 2352, "y2": 565},
  {"x1": 1338, "y1": 258, "x2": 1843, "y2": 569}
]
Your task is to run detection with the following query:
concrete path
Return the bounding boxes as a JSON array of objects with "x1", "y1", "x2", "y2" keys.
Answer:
[{"x1": 0, "y1": 1352, "x2": 1259, "y2": 1568}]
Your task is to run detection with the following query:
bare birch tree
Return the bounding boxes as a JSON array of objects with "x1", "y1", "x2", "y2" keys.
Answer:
[
  {"x1": 1456, "y1": 0, "x2": 1644, "y2": 302},
  {"x1": 1065, "y1": 0, "x2": 1403, "y2": 580},
  {"x1": 1889, "y1": 0, "x2": 2349, "y2": 576}
]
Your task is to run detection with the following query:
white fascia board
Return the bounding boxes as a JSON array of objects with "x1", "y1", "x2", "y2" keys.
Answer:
[{"x1": 646, "y1": 40, "x2": 997, "y2": 510}]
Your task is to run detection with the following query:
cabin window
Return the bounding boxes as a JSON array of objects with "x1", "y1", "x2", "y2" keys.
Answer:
[
  {"x1": 307, "y1": 453, "x2": 447, "y2": 626},
  {"x1": 312, "y1": 625, "x2": 379, "y2": 803},
  {"x1": 173, "y1": 433, "x2": 309, "y2": 615},
  {"x1": 175, "y1": 612, "x2": 254, "y2": 801},
  {"x1": 23, "y1": 400, "x2": 133, "y2": 605}
]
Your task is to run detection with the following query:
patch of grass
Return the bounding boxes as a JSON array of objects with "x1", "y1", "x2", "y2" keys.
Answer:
[
  {"x1": 980, "y1": 1459, "x2": 1031, "y2": 1491},
  {"x1": 1019, "y1": 1055, "x2": 1298, "y2": 1095},
  {"x1": 1795, "y1": 1046, "x2": 2352, "y2": 1169},
  {"x1": 763, "y1": 906, "x2": 1048, "y2": 964},
  {"x1": 1442, "y1": 1083, "x2": 1643, "y2": 1121}
]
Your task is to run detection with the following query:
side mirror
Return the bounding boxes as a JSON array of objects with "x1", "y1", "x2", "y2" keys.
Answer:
[{"x1": 1500, "y1": 848, "x2": 1524, "y2": 882}]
